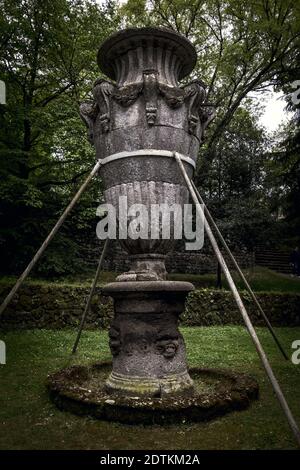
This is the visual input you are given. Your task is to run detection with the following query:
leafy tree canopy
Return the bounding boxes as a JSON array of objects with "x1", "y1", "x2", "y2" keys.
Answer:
[{"x1": 1, "y1": 0, "x2": 299, "y2": 276}]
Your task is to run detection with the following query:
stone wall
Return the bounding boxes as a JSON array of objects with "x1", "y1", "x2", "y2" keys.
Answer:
[
  {"x1": 1, "y1": 282, "x2": 299, "y2": 330},
  {"x1": 77, "y1": 236, "x2": 255, "y2": 275}
]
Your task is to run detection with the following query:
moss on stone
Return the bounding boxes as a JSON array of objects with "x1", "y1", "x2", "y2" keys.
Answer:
[{"x1": 47, "y1": 362, "x2": 259, "y2": 425}]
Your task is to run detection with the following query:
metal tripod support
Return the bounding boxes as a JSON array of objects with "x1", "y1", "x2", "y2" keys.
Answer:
[
  {"x1": 0, "y1": 160, "x2": 102, "y2": 317},
  {"x1": 0, "y1": 148, "x2": 299, "y2": 446},
  {"x1": 71, "y1": 238, "x2": 109, "y2": 354},
  {"x1": 0, "y1": 153, "x2": 109, "y2": 355},
  {"x1": 174, "y1": 151, "x2": 300, "y2": 447},
  {"x1": 190, "y1": 179, "x2": 288, "y2": 361}
]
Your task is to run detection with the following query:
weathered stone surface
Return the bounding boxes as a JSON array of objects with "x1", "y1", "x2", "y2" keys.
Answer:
[
  {"x1": 103, "y1": 281, "x2": 194, "y2": 397},
  {"x1": 47, "y1": 362, "x2": 259, "y2": 425},
  {"x1": 103, "y1": 179, "x2": 189, "y2": 258},
  {"x1": 80, "y1": 27, "x2": 214, "y2": 272},
  {"x1": 78, "y1": 27, "x2": 215, "y2": 398},
  {"x1": 116, "y1": 254, "x2": 167, "y2": 281},
  {"x1": 75, "y1": 235, "x2": 255, "y2": 275},
  {"x1": 97, "y1": 27, "x2": 197, "y2": 82}
]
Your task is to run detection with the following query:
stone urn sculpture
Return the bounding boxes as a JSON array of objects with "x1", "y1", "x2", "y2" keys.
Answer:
[{"x1": 80, "y1": 27, "x2": 214, "y2": 397}]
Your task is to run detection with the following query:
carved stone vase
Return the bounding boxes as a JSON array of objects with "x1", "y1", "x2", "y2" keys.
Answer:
[{"x1": 81, "y1": 28, "x2": 214, "y2": 397}]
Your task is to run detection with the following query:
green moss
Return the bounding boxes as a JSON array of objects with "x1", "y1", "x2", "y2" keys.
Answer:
[{"x1": 48, "y1": 363, "x2": 258, "y2": 424}]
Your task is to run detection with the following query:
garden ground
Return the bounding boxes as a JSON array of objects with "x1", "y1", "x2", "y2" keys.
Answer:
[
  {"x1": 0, "y1": 326, "x2": 300, "y2": 450},
  {"x1": 2, "y1": 266, "x2": 299, "y2": 293}
]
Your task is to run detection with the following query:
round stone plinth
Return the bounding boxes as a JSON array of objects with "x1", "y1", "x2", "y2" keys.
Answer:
[
  {"x1": 47, "y1": 362, "x2": 259, "y2": 425},
  {"x1": 105, "y1": 370, "x2": 194, "y2": 397}
]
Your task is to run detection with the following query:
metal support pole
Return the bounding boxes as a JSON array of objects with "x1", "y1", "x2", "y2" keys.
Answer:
[
  {"x1": 72, "y1": 238, "x2": 109, "y2": 354},
  {"x1": 190, "y1": 179, "x2": 289, "y2": 361},
  {"x1": 0, "y1": 160, "x2": 102, "y2": 317},
  {"x1": 174, "y1": 151, "x2": 300, "y2": 447}
]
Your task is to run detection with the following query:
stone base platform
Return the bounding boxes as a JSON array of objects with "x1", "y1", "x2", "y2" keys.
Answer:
[{"x1": 47, "y1": 362, "x2": 259, "y2": 425}]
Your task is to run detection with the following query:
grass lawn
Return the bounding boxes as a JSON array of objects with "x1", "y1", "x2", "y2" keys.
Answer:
[
  {"x1": 0, "y1": 326, "x2": 300, "y2": 450},
  {"x1": 1, "y1": 266, "x2": 299, "y2": 293},
  {"x1": 170, "y1": 267, "x2": 300, "y2": 293}
]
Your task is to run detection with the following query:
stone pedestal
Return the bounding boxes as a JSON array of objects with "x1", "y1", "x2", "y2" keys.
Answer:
[
  {"x1": 103, "y1": 281, "x2": 194, "y2": 397},
  {"x1": 79, "y1": 27, "x2": 214, "y2": 400},
  {"x1": 48, "y1": 28, "x2": 260, "y2": 423},
  {"x1": 48, "y1": 28, "x2": 261, "y2": 424}
]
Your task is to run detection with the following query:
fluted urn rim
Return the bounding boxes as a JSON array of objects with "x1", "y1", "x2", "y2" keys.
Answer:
[{"x1": 98, "y1": 27, "x2": 197, "y2": 81}]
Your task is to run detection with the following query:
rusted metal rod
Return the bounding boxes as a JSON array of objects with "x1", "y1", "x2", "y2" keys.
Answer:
[
  {"x1": 72, "y1": 238, "x2": 109, "y2": 354},
  {"x1": 190, "y1": 179, "x2": 289, "y2": 361},
  {"x1": 0, "y1": 160, "x2": 102, "y2": 317},
  {"x1": 174, "y1": 151, "x2": 300, "y2": 448}
]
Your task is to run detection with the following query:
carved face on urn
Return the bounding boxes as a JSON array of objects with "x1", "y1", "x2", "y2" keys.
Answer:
[{"x1": 108, "y1": 313, "x2": 182, "y2": 363}]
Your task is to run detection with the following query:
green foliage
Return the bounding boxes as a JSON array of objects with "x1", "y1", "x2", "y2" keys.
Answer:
[
  {"x1": 196, "y1": 105, "x2": 276, "y2": 249},
  {"x1": 1, "y1": 0, "x2": 300, "y2": 276},
  {"x1": 120, "y1": 0, "x2": 300, "y2": 250},
  {"x1": 121, "y1": 0, "x2": 300, "y2": 148},
  {"x1": 120, "y1": 0, "x2": 148, "y2": 25},
  {"x1": 265, "y1": 122, "x2": 300, "y2": 248},
  {"x1": 0, "y1": 0, "x2": 120, "y2": 275}
]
